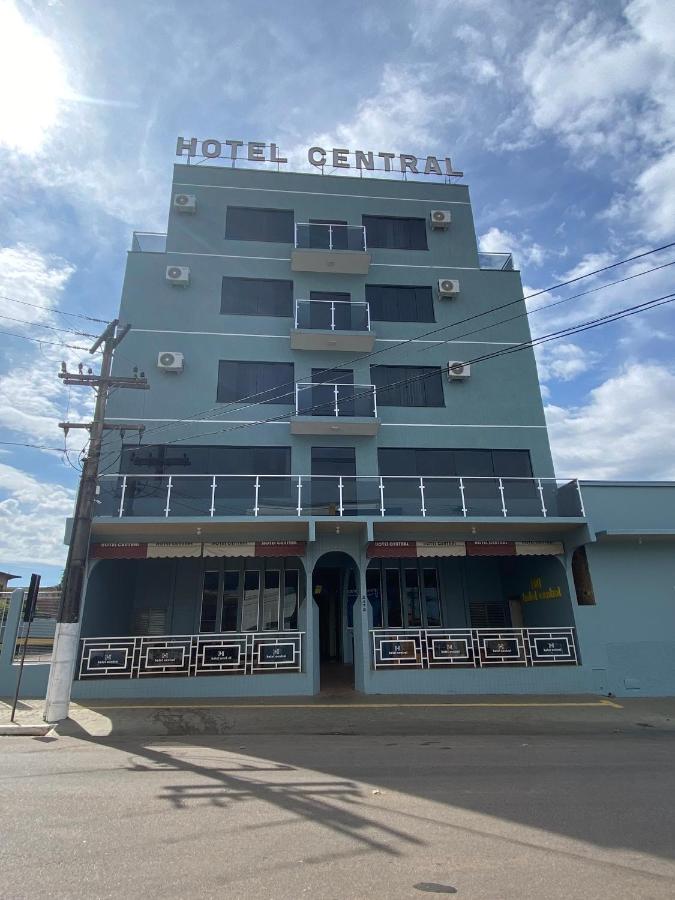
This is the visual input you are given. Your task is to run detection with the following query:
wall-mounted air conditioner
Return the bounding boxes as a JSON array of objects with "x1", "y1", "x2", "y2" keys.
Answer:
[
  {"x1": 438, "y1": 278, "x2": 460, "y2": 297},
  {"x1": 157, "y1": 351, "x2": 184, "y2": 373},
  {"x1": 430, "y1": 209, "x2": 451, "y2": 229},
  {"x1": 173, "y1": 193, "x2": 197, "y2": 213},
  {"x1": 166, "y1": 265, "x2": 190, "y2": 286},
  {"x1": 447, "y1": 361, "x2": 470, "y2": 380}
]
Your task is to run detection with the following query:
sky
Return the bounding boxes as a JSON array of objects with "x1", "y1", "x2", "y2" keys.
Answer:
[{"x1": 0, "y1": 0, "x2": 673, "y2": 585}]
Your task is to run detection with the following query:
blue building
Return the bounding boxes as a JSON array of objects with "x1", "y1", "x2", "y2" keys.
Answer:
[{"x1": 4, "y1": 157, "x2": 673, "y2": 702}]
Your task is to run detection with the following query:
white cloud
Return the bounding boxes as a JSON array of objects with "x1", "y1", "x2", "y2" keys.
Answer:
[
  {"x1": 536, "y1": 341, "x2": 597, "y2": 383},
  {"x1": 0, "y1": 1, "x2": 68, "y2": 152},
  {"x1": 479, "y1": 226, "x2": 547, "y2": 269},
  {"x1": 521, "y1": 1, "x2": 675, "y2": 240},
  {"x1": 289, "y1": 63, "x2": 459, "y2": 172},
  {"x1": 0, "y1": 245, "x2": 92, "y2": 444},
  {"x1": 546, "y1": 363, "x2": 675, "y2": 479},
  {"x1": 0, "y1": 462, "x2": 73, "y2": 566}
]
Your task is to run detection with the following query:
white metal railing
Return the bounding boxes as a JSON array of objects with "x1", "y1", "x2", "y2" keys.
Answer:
[
  {"x1": 78, "y1": 631, "x2": 304, "y2": 679},
  {"x1": 95, "y1": 474, "x2": 586, "y2": 520},
  {"x1": 478, "y1": 251, "x2": 514, "y2": 271},
  {"x1": 294, "y1": 382, "x2": 377, "y2": 419},
  {"x1": 294, "y1": 222, "x2": 367, "y2": 252},
  {"x1": 131, "y1": 231, "x2": 167, "y2": 253},
  {"x1": 371, "y1": 626, "x2": 578, "y2": 668},
  {"x1": 294, "y1": 298, "x2": 371, "y2": 332}
]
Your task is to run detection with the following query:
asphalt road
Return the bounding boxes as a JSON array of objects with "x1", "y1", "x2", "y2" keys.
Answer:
[{"x1": 2, "y1": 708, "x2": 675, "y2": 899}]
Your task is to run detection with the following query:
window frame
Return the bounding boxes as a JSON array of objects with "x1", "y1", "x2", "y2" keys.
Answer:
[
  {"x1": 365, "y1": 283, "x2": 435, "y2": 323},
  {"x1": 362, "y1": 215, "x2": 428, "y2": 251},
  {"x1": 370, "y1": 364, "x2": 445, "y2": 408},
  {"x1": 220, "y1": 276, "x2": 293, "y2": 318},
  {"x1": 225, "y1": 206, "x2": 295, "y2": 243},
  {"x1": 217, "y1": 360, "x2": 295, "y2": 406}
]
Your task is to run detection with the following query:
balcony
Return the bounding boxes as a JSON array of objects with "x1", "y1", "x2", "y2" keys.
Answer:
[
  {"x1": 96, "y1": 475, "x2": 585, "y2": 520},
  {"x1": 131, "y1": 231, "x2": 167, "y2": 253},
  {"x1": 291, "y1": 223, "x2": 371, "y2": 274},
  {"x1": 290, "y1": 299, "x2": 375, "y2": 352},
  {"x1": 478, "y1": 251, "x2": 514, "y2": 271},
  {"x1": 291, "y1": 382, "x2": 379, "y2": 435}
]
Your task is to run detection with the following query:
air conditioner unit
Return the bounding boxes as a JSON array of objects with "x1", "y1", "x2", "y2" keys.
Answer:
[
  {"x1": 447, "y1": 361, "x2": 470, "y2": 380},
  {"x1": 166, "y1": 265, "x2": 190, "y2": 286},
  {"x1": 173, "y1": 193, "x2": 196, "y2": 213},
  {"x1": 157, "y1": 351, "x2": 184, "y2": 373},
  {"x1": 438, "y1": 278, "x2": 460, "y2": 297},
  {"x1": 430, "y1": 209, "x2": 451, "y2": 229}
]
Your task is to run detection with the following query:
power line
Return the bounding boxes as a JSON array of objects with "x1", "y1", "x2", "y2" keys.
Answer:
[
  {"x1": 0, "y1": 327, "x2": 96, "y2": 352},
  {"x1": 0, "y1": 440, "x2": 70, "y2": 452},
  {"x1": 0, "y1": 292, "x2": 108, "y2": 324},
  {"x1": 0, "y1": 311, "x2": 96, "y2": 339},
  {"x1": 131, "y1": 243, "x2": 675, "y2": 444},
  {"x1": 97, "y1": 287, "x2": 675, "y2": 473}
]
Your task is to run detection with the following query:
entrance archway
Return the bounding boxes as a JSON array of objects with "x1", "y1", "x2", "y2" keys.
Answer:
[{"x1": 312, "y1": 551, "x2": 359, "y2": 693}]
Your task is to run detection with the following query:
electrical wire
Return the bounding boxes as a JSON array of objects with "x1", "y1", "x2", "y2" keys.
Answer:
[
  {"x1": 130, "y1": 243, "x2": 675, "y2": 445},
  {"x1": 95, "y1": 287, "x2": 675, "y2": 475},
  {"x1": 0, "y1": 311, "x2": 96, "y2": 339},
  {"x1": 0, "y1": 328, "x2": 96, "y2": 352},
  {"x1": 0, "y1": 292, "x2": 108, "y2": 324}
]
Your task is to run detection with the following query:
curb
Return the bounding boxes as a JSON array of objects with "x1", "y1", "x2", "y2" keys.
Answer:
[{"x1": 0, "y1": 724, "x2": 53, "y2": 736}]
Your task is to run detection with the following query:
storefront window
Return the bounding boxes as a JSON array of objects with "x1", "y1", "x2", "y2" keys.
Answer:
[
  {"x1": 200, "y1": 571, "x2": 219, "y2": 632},
  {"x1": 283, "y1": 571, "x2": 299, "y2": 630},
  {"x1": 221, "y1": 571, "x2": 240, "y2": 631},
  {"x1": 366, "y1": 569, "x2": 383, "y2": 627},
  {"x1": 385, "y1": 569, "x2": 403, "y2": 627},
  {"x1": 262, "y1": 570, "x2": 281, "y2": 630},
  {"x1": 404, "y1": 569, "x2": 422, "y2": 626},
  {"x1": 422, "y1": 569, "x2": 441, "y2": 626},
  {"x1": 241, "y1": 571, "x2": 260, "y2": 631}
]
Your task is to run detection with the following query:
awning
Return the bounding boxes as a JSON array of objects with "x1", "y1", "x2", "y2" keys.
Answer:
[{"x1": 367, "y1": 540, "x2": 564, "y2": 558}]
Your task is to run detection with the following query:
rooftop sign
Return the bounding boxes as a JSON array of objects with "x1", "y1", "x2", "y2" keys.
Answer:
[{"x1": 176, "y1": 136, "x2": 463, "y2": 178}]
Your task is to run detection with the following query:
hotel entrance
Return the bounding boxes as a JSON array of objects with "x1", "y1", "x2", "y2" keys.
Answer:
[{"x1": 312, "y1": 552, "x2": 358, "y2": 692}]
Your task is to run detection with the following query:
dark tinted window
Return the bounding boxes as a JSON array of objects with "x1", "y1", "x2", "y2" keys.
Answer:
[
  {"x1": 370, "y1": 365, "x2": 444, "y2": 407},
  {"x1": 311, "y1": 447, "x2": 356, "y2": 476},
  {"x1": 217, "y1": 360, "x2": 294, "y2": 404},
  {"x1": 121, "y1": 445, "x2": 290, "y2": 475},
  {"x1": 221, "y1": 277, "x2": 292, "y2": 317},
  {"x1": 378, "y1": 448, "x2": 532, "y2": 477},
  {"x1": 225, "y1": 206, "x2": 294, "y2": 242},
  {"x1": 366, "y1": 284, "x2": 434, "y2": 322},
  {"x1": 362, "y1": 215, "x2": 428, "y2": 250}
]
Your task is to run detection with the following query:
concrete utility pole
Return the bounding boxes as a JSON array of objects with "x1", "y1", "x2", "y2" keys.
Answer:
[{"x1": 44, "y1": 320, "x2": 148, "y2": 723}]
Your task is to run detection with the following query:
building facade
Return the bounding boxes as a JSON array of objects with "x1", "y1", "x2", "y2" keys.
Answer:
[{"x1": 24, "y1": 160, "x2": 675, "y2": 701}]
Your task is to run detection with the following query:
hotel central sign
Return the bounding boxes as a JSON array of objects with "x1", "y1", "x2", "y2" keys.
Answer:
[{"x1": 176, "y1": 136, "x2": 463, "y2": 177}]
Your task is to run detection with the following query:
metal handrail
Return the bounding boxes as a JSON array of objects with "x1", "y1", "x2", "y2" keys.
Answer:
[
  {"x1": 295, "y1": 382, "x2": 377, "y2": 418},
  {"x1": 294, "y1": 298, "x2": 371, "y2": 331},
  {"x1": 95, "y1": 473, "x2": 585, "y2": 520},
  {"x1": 294, "y1": 222, "x2": 367, "y2": 251}
]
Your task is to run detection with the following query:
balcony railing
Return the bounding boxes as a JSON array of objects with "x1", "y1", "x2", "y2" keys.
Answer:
[
  {"x1": 294, "y1": 299, "x2": 371, "y2": 332},
  {"x1": 295, "y1": 382, "x2": 377, "y2": 418},
  {"x1": 478, "y1": 251, "x2": 514, "y2": 271},
  {"x1": 371, "y1": 627, "x2": 579, "y2": 668},
  {"x1": 294, "y1": 223, "x2": 367, "y2": 251},
  {"x1": 131, "y1": 231, "x2": 167, "y2": 253},
  {"x1": 79, "y1": 631, "x2": 303, "y2": 678},
  {"x1": 96, "y1": 474, "x2": 585, "y2": 519}
]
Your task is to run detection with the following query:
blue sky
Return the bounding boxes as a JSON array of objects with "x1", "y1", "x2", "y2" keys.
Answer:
[{"x1": 0, "y1": 0, "x2": 674, "y2": 585}]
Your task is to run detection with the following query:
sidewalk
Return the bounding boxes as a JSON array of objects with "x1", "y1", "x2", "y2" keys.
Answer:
[
  {"x1": 3, "y1": 693, "x2": 674, "y2": 739},
  {"x1": 0, "y1": 698, "x2": 52, "y2": 735}
]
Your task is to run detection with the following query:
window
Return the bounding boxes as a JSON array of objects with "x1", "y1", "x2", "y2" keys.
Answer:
[
  {"x1": 362, "y1": 215, "x2": 428, "y2": 250},
  {"x1": 370, "y1": 365, "x2": 445, "y2": 407},
  {"x1": 308, "y1": 291, "x2": 355, "y2": 330},
  {"x1": 200, "y1": 572, "x2": 219, "y2": 632},
  {"x1": 241, "y1": 571, "x2": 260, "y2": 631},
  {"x1": 365, "y1": 284, "x2": 434, "y2": 322},
  {"x1": 308, "y1": 219, "x2": 348, "y2": 250},
  {"x1": 221, "y1": 277, "x2": 292, "y2": 317},
  {"x1": 217, "y1": 361, "x2": 294, "y2": 405},
  {"x1": 283, "y1": 571, "x2": 299, "y2": 630},
  {"x1": 262, "y1": 570, "x2": 281, "y2": 630},
  {"x1": 221, "y1": 571, "x2": 240, "y2": 631},
  {"x1": 311, "y1": 447, "x2": 356, "y2": 476},
  {"x1": 368, "y1": 560, "x2": 441, "y2": 627},
  {"x1": 121, "y1": 444, "x2": 291, "y2": 475},
  {"x1": 469, "y1": 599, "x2": 511, "y2": 628},
  {"x1": 572, "y1": 546, "x2": 596, "y2": 605},
  {"x1": 225, "y1": 206, "x2": 294, "y2": 243},
  {"x1": 377, "y1": 448, "x2": 533, "y2": 477}
]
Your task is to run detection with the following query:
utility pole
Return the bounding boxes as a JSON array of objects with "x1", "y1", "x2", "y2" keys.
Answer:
[{"x1": 44, "y1": 320, "x2": 148, "y2": 723}]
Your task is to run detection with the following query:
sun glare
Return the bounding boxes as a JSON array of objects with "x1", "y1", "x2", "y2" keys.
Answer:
[{"x1": 0, "y1": 2, "x2": 68, "y2": 153}]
